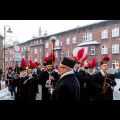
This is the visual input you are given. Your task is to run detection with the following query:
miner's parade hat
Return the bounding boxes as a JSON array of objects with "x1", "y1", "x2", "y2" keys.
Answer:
[
  {"x1": 61, "y1": 57, "x2": 76, "y2": 68},
  {"x1": 100, "y1": 54, "x2": 110, "y2": 65},
  {"x1": 43, "y1": 62, "x2": 47, "y2": 66},
  {"x1": 28, "y1": 59, "x2": 33, "y2": 69},
  {"x1": 20, "y1": 58, "x2": 27, "y2": 71}
]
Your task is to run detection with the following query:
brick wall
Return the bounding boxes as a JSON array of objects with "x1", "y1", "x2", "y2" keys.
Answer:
[{"x1": 5, "y1": 20, "x2": 120, "y2": 69}]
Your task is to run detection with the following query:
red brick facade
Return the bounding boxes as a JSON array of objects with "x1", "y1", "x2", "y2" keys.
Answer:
[
  {"x1": 0, "y1": 35, "x2": 3, "y2": 69},
  {"x1": 5, "y1": 20, "x2": 120, "y2": 69}
]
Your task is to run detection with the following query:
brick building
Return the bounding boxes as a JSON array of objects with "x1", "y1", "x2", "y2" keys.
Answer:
[
  {"x1": 0, "y1": 34, "x2": 3, "y2": 69},
  {"x1": 5, "y1": 20, "x2": 120, "y2": 69}
]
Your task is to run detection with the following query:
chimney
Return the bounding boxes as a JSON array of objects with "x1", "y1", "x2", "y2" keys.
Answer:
[
  {"x1": 43, "y1": 31, "x2": 48, "y2": 36},
  {"x1": 33, "y1": 35, "x2": 37, "y2": 38}
]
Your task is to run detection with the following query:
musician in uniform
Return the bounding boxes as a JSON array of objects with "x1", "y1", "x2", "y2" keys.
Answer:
[
  {"x1": 77, "y1": 63, "x2": 90, "y2": 100},
  {"x1": 86, "y1": 59, "x2": 96, "y2": 100},
  {"x1": 12, "y1": 58, "x2": 28, "y2": 100},
  {"x1": 91, "y1": 55, "x2": 116, "y2": 100},
  {"x1": 39, "y1": 60, "x2": 60, "y2": 100},
  {"x1": 51, "y1": 57, "x2": 80, "y2": 100},
  {"x1": 23, "y1": 60, "x2": 39, "y2": 100}
]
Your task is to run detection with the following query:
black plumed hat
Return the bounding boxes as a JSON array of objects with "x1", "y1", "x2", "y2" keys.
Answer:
[
  {"x1": 43, "y1": 62, "x2": 47, "y2": 66},
  {"x1": 61, "y1": 57, "x2": 76, "y2": 68},
  {"x1": 46, "y1": 60, "x2": 52, "y2": 65},
  {"x1": 100, "y1": 54, "x2": 110, "y2": 65},
  {"x1": 20, "y1": 66, "x2": 26, "y2": 72},
  {"x1": 28, "y1": 66, "x2": 33, "y2": 69}
]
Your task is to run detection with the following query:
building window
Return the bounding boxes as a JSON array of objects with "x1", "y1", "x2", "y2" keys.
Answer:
[
  {"x1": 10, "y1": 50, "x2": 11, "y2": 54},
  {"x1": 31, "y1": 49, "x2": 32, "y2": 56},
  {"x1": 61, "y1": 51, "x2": 64, "y2": 57},
  {"x1": 46, "y1": 53, "x2": 49, "y2": 57},
  {"x1": 55, "y1": 51, "x2": 58, "y2": 58},
  {"x1": 112, "y1": 61, "x2": 119, "y2": 69},
  {"x1": 60, "y1": 41, "x2": 62, "y2": 46},
  {"x1": 91, "y1": 46, "x2": 95, "y2": 55},
  {"x1": 83, "y1": 33, "x2": 92, "y2": 42},
  {"x1": 24, "y1": 46, "x2": 26, "y2": 51},
  {"x1": 101, "y1": 45, "x2": 108, "y2": 54},
  {"x1": 112, "y1": 28, "x2": 119, "y2": 37},
  {"x1": 28, "y1": 56, "x2": 30, "y2": 60},
  {"x1": 72, "y1": 36, "x2": 76, "y2": 44},
  {"x1": 23, "y1": 55, "x2": 25, "y2": 59},
  {"x1": 28, "y1": 46, "x2": 30, "y2": 51},
  {"x1": 40, "y1": 59, "x2": 41, "y2": 63},
  {"x1": 66, "y1": 50, "x2": 70, "y2": 57},
  {"x1": 66, "y1": 37, "x2": 70, "y2": 45},
  {"x1": 34, "y1": 41, "x2": 36, "y2": 44},
  {"x1": 45, "y1": 42, "x2": 49, "y2": 48},
  {"x1": 55, "y1": 40, "x2": 59, "y2": 47},
  {"x1": 40, "y1": 47, "x2": 41, "y2": 53},
  {"x1": 112, "y1": 44, "x2": 119, "y2": 53},
  {"x1": 36, "y1": 40, "x2": 38, "y2": 44},
  {"x1": 34, "y1": 49, "x2": 37, "y2": 54},
  {"x1": 34, "y1": 58, "x2": 37, "y2": 62},
  {"x1": 101, "y1": 30, "x2": 108, "y2": 39}
]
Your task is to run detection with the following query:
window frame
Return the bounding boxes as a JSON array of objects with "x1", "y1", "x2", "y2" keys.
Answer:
[
  {"x1": 91, "y1": 46, "x2": 95, "y2": 55},
  {"x1": 101, "y1": 30, "x2": 108, "y2": 39},
  {"x1": 83, "y1": 33, "x2": 92, "y2": 42},
  {"x1": 112, "y1": 28, "x2": 119, "y2": 37},
  {"x1": 112, "y1": 44, "x2": 119, "y2": 54},
  {"x1": 66, "y1": 37, "x2": 70, "y2": 45},
  {"x1": 101, "y1": 45, "x2": 108, "y2": 54},
  {"x1": 72, "y1": 36, "x2": 77, "y2": 44}
]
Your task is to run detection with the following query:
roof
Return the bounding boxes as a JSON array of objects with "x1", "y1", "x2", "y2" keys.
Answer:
[
  {"x1": 77, "y1": 40, "x2": 100, "y2": 47},
  {"x1": 30, "y1": 43, "x2": 44, "y2": 47}
]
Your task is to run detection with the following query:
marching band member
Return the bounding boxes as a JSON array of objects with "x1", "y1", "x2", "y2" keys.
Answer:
[
  {"x1": 38, "y1": 54, "x2": 60, "y2": 100},
  {"x1": 86, "y1": 59, "x2": 96, "y2": 100},
  {"x1": 12, "y1": 58, "x2": 28, "y2": 100},
  {"x1": 51, "y1": 57, "x2": 80, "y2": 100},
  {"x1": 91, "y1": 55, "x2": 116, "y2": 100},
  {"x1": 23, "y1": 59, "x2": 39, "y2": 101}
]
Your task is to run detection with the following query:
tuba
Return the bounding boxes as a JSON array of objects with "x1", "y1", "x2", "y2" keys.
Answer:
[{"x1": 101, "y1": 71, "x2": 110, "y2": 94}]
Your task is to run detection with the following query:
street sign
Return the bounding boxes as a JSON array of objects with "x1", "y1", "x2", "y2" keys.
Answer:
[
  {"x1": 13, "y1": 52, "x2": 21, "y2": 61},
  {"x1": 13, "y1": 45, "x2": 21, "y2": 53}
]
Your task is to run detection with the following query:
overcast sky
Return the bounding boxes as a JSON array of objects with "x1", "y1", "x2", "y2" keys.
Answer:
[{"x1": 0, "y1": 20, "x2": 105, "y2": 43}]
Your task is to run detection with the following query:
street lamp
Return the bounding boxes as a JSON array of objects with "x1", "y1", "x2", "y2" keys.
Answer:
[{"x1": 4, "y1": 25, "x2": 13, "y2": 70}]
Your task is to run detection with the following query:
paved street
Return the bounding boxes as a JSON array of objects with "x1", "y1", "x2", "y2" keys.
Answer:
[{"x1": 0, "y1": 79, "x2": 120, "y2": 100}]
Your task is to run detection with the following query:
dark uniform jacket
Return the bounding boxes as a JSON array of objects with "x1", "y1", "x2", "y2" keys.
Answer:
[
  {"x1": 51, "y1": 73, "x2": 80, "y2": 100},
  {"x1": 12, "y1": 75, "x2": 28, "y2": 100},
  {"x1": 86, "y1": 72, "x2": 94, "y2": 100},
  {"x1": 22, "y1": 73, "x2": 39, "y2": 100},
  {"x1": 39, "y1": 70, "x2": 60, "y2": 100},
  {"x1": 74, "y1": 69, "x2": 90, "y2": 100},
  {"x1": 91, "y1": 71, "x2": 116, "y2": 100}
]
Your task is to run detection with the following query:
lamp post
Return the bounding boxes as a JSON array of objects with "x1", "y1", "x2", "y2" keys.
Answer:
[
  {"x1": 4, "y1": 25, "x2": 13, "y2": 70},
  {"x1": 50, "y1": 36, "x2": 56, "y2": 66}
]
